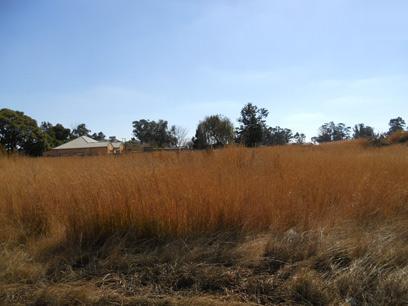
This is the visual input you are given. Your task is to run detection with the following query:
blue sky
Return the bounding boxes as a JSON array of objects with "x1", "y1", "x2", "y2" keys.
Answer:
[{"x1": 1, "y1": 0, "x2": 407, "y2": 140}]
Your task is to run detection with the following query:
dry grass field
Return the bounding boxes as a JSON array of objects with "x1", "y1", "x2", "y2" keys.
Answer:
[{"x1": 0, "y1": 142, "x2": 407, "y2": 305}]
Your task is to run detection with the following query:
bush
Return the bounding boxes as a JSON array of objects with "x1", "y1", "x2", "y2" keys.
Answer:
[
  {"x1": 388, "y1": 130, "x2": 408, "y2": 144},
  {"x1": 367, "y1": 134, "x2": 390, "y2": 147}
]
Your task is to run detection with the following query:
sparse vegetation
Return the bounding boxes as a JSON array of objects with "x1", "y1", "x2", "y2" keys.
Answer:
[{"x1": 0, "y1": 142, "x2": 407, "y2": 304}]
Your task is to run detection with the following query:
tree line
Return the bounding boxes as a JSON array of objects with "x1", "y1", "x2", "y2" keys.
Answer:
[{"x1": 0, "y1": 104, "x2": 407, "y2": 156}]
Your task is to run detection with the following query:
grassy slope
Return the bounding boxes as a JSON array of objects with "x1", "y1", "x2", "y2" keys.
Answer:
[{"x1": 0, "y1": 143, "x2": 407, "y2": 305}]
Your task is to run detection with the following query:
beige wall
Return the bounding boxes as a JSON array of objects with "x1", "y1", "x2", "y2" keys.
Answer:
[{"x1": 108, "y1": 143, "x2": 125, "y2": 154}]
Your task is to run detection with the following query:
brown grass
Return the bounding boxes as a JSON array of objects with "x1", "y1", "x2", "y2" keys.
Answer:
[{"x1": 0, "y1": 143, "x2": 407, "y2": 305}]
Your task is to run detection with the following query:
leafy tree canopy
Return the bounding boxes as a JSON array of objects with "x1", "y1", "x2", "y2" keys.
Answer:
[
  {"x1": 192, "y1": 115, "x2": 234, "y2": 149},
  {"x1": 41, "y1": 121, "x2": 71, "y2": 148},
  {"x1": 264, "y1": 126, "x2": 294, "y2": 145},
  {"x1": 71, "y1": 123, "x2": 91, "y2": 138},
  {"x1": 293, "y1": 132, "x2": 306, "y2": 144},
  {"x1": 353, "y1": 123, "x2": 375, "y2": 139},
  {"x1": 388, "y1": 117, "x2": 406, "y2": 135},
  {"x1": 236, "y1": 103, "x2": 268, "y2": 147},
  {"x1": 132, "y1": 119, "x2": 177, "y2": 148},
  {"x1": 312, "y1": 122, "x2": 351, "y2": 143},
  {"x1": 91, "y1": 132, "x2": 106, "y2": 141},
  {"x1": 0, "y1": 108, "x2": 46, "y2": 156}
]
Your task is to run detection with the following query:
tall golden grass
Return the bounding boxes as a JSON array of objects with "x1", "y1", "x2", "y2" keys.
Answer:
[
  {"x1": 1, "y1": 142, "x2": 407, "y2": 245},
  {"x1": 1, "y1": 143, "x2": 408, "y2": 304}
]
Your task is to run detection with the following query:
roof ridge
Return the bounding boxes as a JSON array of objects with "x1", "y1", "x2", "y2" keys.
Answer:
[{"x1": 82, "y1": 135, "x2": 96, "y2": 143}]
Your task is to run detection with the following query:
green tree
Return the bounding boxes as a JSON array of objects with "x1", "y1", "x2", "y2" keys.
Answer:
[
  {"x1": 293, "y1": 132, "x2": 306, "y2": 144},
  {"x1": 236, "y1": 103, "x2": 269, "y2": 147},
  {"x1": 53, "y1": 123, "x2": 71, "y2": 142},
  {"x1": 192, "y1": 115, "x2": 234, "y2": 149},
  {"x1": 91, "y1": 132, "x2": 106, "y2": 141},
  {"x1": 312, "y1": 122, "x2": 351, "y2": 143},
  {"x1": 388, "y1": 117, "x2": 406, "y2": 135},
  {"x1": 71, "y1": 123, "x2": 91, "y2": 138},
  {"x1": 264, "y1": 126, "x2": 293, "y2": 145},
  {"x1": 0, "y1": 108, "x2": 46, "y2": 156},
  {"x1": 353, "y1": 123, "x2": 375, "y2": 139},
  {"x1": 192, "y1": 125, "x2": 207, "y2": 149},
  {"x1": 41, "y1": 122, "x2": 71, "y2": 147},
  {"x1": 132, "y1": 119, "x2": 177, "y2": 147}
]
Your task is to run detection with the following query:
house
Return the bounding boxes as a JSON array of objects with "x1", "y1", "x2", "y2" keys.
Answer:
[{"x1": 44, "y1": 136, "x2": 125, "y2": 157}]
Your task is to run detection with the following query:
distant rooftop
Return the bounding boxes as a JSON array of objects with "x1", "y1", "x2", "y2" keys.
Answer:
[{"x1": 53, "y1": 136, "x2": 118, "y2": 150}]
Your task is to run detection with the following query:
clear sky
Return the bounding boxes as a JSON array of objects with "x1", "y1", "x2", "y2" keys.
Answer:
[{"x1": 1, "y1": 0, "x2": 407, "y2": 141}]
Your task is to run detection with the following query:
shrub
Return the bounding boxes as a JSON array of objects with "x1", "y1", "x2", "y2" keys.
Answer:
[
  {"x1": 388, "y1": 130, "x2": 408, "y2": 144},
  {"x1": 367, "y1": 134, "x2": 390, "y2": 147}
]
